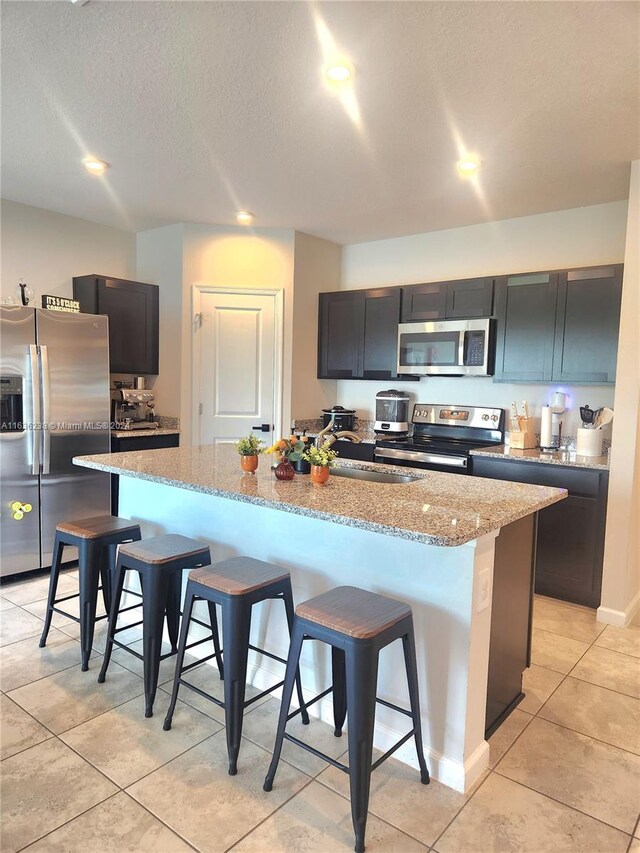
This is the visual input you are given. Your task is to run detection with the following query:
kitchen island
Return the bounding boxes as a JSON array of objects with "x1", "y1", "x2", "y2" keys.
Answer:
[{"x1": 74, "y1": 445, "x2": 565, "y2": 792}]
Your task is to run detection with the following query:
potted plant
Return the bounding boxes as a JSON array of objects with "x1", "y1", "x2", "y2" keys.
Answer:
[
  {"x1": 235, "y1": 433, "x2": 265, "y2": 473},
  {"x1": 266, "y1": 435, "x2": 308, "y2": 480},
  {"x1": 303, "y1": 441, "x2": 339, "y2": 485}
]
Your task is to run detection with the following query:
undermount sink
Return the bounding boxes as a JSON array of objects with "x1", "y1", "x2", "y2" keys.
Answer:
[{"x1": 331, "y1": 467, "x2": 421, "y2": 484}]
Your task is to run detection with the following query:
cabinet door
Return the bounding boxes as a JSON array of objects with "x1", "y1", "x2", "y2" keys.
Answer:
[
  {"x1": 318, "y1": 291, "x2": 364, "y2": 379},
  {"x1": 493, "y1": 272, "x2": 558, "y2": 382},
  {"x1": 362, "y1": 289, "x2": 402, "y2": 380},
  {"x1": 98, "y1": 279, "x2": 159, "y2": 374},
  {"x1": 535, "y1": 495, "x2": 604, "y2": 608},
  {"x1": 552, "y1": 265, "x2": 622, "y2": 384},
  {"x1": 446, "y1": 278, "x2": 494, "y2": 318},
  {"x1": 400, "y1": 282, "x2": 447, "y2": 321}
]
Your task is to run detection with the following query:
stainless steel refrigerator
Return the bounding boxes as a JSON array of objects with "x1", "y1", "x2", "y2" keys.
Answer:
[{"x1": 1, "y1": 306, "x2": 111, "y2": 577}]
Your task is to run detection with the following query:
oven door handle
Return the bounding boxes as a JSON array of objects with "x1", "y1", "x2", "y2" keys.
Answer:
[{"x1": 375, "y1": 447, "x2": 468, "y2": 468}]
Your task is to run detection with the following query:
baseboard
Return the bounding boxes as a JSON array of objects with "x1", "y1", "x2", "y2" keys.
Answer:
[
  {"x1": 242, "y1": 654, "x2": 488, "y2": 794},
  {"x1": 597, "y1": 589, "x2": 640, "y2": 627}
]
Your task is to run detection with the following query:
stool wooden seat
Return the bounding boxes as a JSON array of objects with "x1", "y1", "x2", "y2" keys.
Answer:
[
  {"x1": 119, "y1": 534, "x2": 211, "y2": 565},
  {"x1": 264, "y1": 585, "x2": 430, "y2": 853},
  {"x1": 98, "y1": 534, "x2": 213, "y2": 718},
  {"x1": 189, "y1": 557, "x2": 290, "y2": 596},
  {"x1": 56, "y1": 515, "x2": 141, "y2": 540},
  {"x1": 39, "y1": 515, "x2": 142, "y2": 671},
  {"x1": 296, "y1": 586, "x2": 411, "y2": 639},
  {"x1": 163, "y1": 556, "x2": 309, "y2": 775}
]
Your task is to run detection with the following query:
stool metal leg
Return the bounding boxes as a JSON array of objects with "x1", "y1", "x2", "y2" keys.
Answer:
[
  {"x1": 402, "y1": 628, "x2": 430, "y2": 785},
  {"x1": 78, "y1": 540, "x2": 102, "y2": 671},
  {"x1": 39, "y1": 533, "x2": 64, "y2": 648},
  {"x1": 263, "y1": 619, "x2": 305, "y2": 792},
  {"x1": 165, "y1": 571, "x2": 182, "y2": 653},
  {"x1": 206, "y1": 600, "x2": 224, "y2": 679},
  {"x1": 100, "y1": 544, "x2": 116, "y2": 613},
  {"x1": 98, "y1": 557, "x2": 126, "y2": 684},
  {"x1": 163, "y1": 587, "x2": 196, "y2": 731},
  {"x1": 282, "y1": 586, "x2": 310, "y2": 726},
  {"x1": 346, "y1": 643, "x2": 379, "y2": 853},
  {"x1": 332, "y1": 647, "x2": 347, "y2": 737},
  {"x1": 141, "y1": 568, "x2": 171, "y2": 718},
  {"x1": 222, "y1": 597, "x2": 251, "y2": 775}
]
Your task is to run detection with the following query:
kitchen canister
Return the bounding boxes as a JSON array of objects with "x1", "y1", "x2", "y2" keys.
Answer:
[{"x1": 576, "y1": 428, "x2": 603, "y2": 457}]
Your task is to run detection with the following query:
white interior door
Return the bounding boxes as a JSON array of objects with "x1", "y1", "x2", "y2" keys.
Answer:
[{"x1": 197, "y1": 290, "x2": 280, "y2": 447}]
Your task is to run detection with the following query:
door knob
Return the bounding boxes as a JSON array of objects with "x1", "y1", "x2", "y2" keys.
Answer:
[{"x1": 251, "y1": 424, "x2": 272, "y2": 432}]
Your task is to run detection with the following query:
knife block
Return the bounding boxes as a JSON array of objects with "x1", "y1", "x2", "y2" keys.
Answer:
[{"x1": 509, "y1": 418, "x2": 537, "y2": 450}]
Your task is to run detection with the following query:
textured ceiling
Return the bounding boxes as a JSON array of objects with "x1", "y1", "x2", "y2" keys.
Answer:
[{"x1": 1, "y1": 1, "x2": 638, "y2": 244}]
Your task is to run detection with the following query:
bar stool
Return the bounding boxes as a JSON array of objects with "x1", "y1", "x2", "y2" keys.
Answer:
[
  {"x1": 263, "y1": 585, "x2": 430, "y2": 853},
  {"x1": 163, "y1": 556, "x2": 309, "y2": 775},
  {"x1": 98, "y1": 534, "x2": 215, "y2": 718},
  {"x1": 39, "y1": 515, "x2": 142, "y2": 671}
]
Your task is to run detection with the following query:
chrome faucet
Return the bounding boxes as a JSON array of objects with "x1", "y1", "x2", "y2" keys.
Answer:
[{"x1": 315, "y1": 419, "x2": 363, "y2": 449}]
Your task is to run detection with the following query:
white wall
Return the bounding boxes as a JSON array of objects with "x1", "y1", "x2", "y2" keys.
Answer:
[
  {"x1": 136, "y1": 224, "x2": 184, "y2": 418},
  {"x1": 600, "y1": 162, "x2": 640, "y2": 625},
  {"x1": 292, "y1": 232, "x2": 339, "y2": 419},
  {"x1": 338, "y1": 202, "x2": 627, "y2": 434},
  {"x1": 1, "y1": 199, "x2": 135, "y2": 304}
]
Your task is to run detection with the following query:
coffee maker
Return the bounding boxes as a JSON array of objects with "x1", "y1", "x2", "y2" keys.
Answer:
[
  {"x1": 374, "y1": 389, "x2": 411, "y2": 436},
  {"x1": 111, "y1": 387, "x2": 158, "y2": 430}
]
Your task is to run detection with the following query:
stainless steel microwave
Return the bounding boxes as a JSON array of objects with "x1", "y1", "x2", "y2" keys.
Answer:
[{"x1": 397, "y1": 318, "x2": 495, "y2": 376}]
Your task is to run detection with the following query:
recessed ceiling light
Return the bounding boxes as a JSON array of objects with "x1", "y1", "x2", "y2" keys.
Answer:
[
  {"x1": 82, "y1": 157, "x2": 109, "y2": 175},
  {"x1": 456, "y1": 155, "x2": 481, "y2": 178},
  {"x1": 236, "y1": 211, "x2": 255, "y2": 225},
  {"x1": 323, "y1": 61, "x2": 354, "y2": 84}
]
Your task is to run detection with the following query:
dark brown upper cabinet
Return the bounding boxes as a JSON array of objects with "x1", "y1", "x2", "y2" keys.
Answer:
[
  {"x1": 401, "y1": 277, "x2": 494, "y2": 322},
  {"x1": 318, "y1": 288, "x2": 416, "y2": 381},
  {"x1": 73, "y1": 275, "x2": 159, "y2": 375},
  {"x1": 551, "y1": 265, "x2": 623, "y2": 384},
  {"x1": 494, "y1": 264, "x2": 622, "y2": 384},
  {"x1": 493, "y1": 272, "x2": 559, "y2": 382}
]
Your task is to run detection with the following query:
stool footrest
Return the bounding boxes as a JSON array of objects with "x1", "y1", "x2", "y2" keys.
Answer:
[
  {"x1": 287, "y1": 685, "x2": 333, "y2": 720},
  {"x1": 178, "y1": 678, "x2": 225, "y2": 710},
  {"x1": 244, "y1": 679, "x2": 285, "y2": 707},
  {"x1": 184, "y1": 635, "x2": 219, "y2": 654},
  {"x1": 247, "y1": 643, "x2": 287, "y2": 667},
  {"x1": 111, "y1": 640, "x2": 144, "y2": 660},
  {"x1": 376, "y1": 697, "x2": 413, "y2": 719},
  {"x1": 114, "y1": 619, "x2": 143, "y2": 633},
  {"x1": 53, "y1": 591, "x2": 80, "y2": 605},
  {"x1": 284, "y1": 733, "x2": 350, "y2": 773},
  {"x1": 181, "y1": 652, "x2": 220, "y2": 673},
  {"x1": 370, "y1": 729, "x2": 415, "y2": 771}
]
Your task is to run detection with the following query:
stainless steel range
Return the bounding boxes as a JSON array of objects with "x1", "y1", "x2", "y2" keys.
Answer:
[{"x1": 374, "y1": 403, "x2": 505, "y2": 474}]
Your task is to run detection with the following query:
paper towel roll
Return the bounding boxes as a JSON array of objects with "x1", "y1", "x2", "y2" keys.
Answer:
[{"x1": 540, "y1": 406, "x2": 553, "y2": 448}]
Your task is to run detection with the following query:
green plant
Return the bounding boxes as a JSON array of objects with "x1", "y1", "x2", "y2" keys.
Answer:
[
  {"x1": 235, "y1": 434, "x2": 265, "y2": 456},
  {"x1": 303, "y1": 442, "x2": 339, "y2": 468}
]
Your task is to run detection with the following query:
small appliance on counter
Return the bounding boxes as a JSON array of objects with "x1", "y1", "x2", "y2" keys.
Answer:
[
  {"x1": 375, "y1": 403, "x2": 504, "y2": 474},
  {"x1": 374, "y1": 390, "x2": 411, "y2": 436},
  {"x1": 111, "y1": 386, "x2": 158, "y2": 430},
  {"x1": 321, "y1": 405, "x2": 356, "y2": 432}
]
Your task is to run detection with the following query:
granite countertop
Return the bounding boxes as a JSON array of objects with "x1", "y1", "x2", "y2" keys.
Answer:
[
  {"x1": 111, "y1": 428, "x2": 181, "y2": 439},
  {"x1": 73, "y1": 445, "x2": 565, "y2": 548},
  {"x1": 470, "y1": 444, "x2": 610, "y2": 471}
]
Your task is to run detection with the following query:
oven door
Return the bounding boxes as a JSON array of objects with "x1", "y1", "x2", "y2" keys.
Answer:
[{"x1": 374, "y1": 446, "x2": 470, "y2": 475}]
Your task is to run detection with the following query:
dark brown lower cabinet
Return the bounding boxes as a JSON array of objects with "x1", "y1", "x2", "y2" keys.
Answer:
[
  {"x1": 472, "y1": 456, "x2": 609, "y2": 608},
  {"x1": 110, "y1": 432, "x2": 180, "y2": 513}
]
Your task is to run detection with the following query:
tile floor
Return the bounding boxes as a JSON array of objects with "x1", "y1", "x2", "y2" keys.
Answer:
[{"x1": 1, "y1": 569, "x2": 639, "y2": 852}]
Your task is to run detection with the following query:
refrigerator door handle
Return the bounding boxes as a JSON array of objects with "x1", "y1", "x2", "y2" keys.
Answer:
[
  {"x1": 40, "y1": 345, "x2": 51, "y2": 475},
  {"x1": 29, "y1": 344, "x2": 41, "y2": 475}
]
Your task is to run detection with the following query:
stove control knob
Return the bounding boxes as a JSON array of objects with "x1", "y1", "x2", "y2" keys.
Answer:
[
  {"x1": 482, "y1": 414, "x2": 490, "y2": 421},
  {"x1": 491, "y1": 414, "x2": 499, "y2": 422}
]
